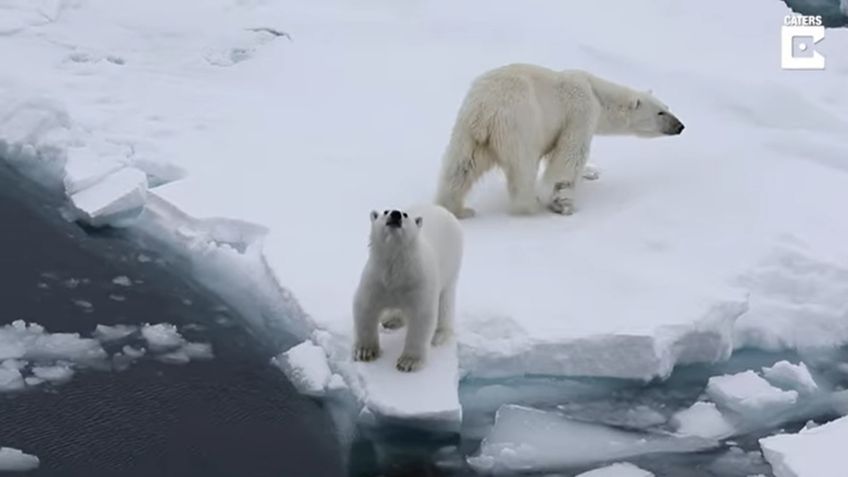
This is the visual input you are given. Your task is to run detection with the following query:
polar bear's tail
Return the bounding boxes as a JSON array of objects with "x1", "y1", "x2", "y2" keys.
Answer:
[{"x1": 434, "y1": 104, "x2": 493, "y2": 218}]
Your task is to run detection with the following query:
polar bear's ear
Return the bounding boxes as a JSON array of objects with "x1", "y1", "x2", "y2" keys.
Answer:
[
  {"x1": 415, "y1": 216, "x2": 423, "y2": 228},
  {"x1": 370, "y1": 210, "x2": 379, "y2": 222},
  {"x1": 630, "y1": 97, "x2": 641, "y2": 110}
]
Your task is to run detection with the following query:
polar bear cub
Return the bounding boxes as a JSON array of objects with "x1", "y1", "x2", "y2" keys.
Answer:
[
  {"x1": 353, "y1": 205, "x2": 463, "y2": 372},
  {"x1": 435, "y1": 64, "x2": 685, "y2": 218}
]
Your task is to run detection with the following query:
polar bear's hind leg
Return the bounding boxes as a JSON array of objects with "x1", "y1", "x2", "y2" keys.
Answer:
[{"x1": 432, "y1": 283, "x2": 456, "y2": 346}]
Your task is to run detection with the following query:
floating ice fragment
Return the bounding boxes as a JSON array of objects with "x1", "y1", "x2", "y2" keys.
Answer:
[
  {"x1": 671, "y1": 401, "x2": 735, "y2": 439},
  {"x1": 706, "y1": 371, "x2": 798, "y2": 415},
  {"x1": 140, "y1": 323, "x2": 184, "y2": 352},
  {"x1": 112, "y1": 276, "x2": 132, "y2": 287},
  {"x1": 93, "y1": 324, "x2": 137, "y2": 342},
  {"x1": 576, "y1": 462, "x2": 654, "y2": 477},
  {"x1": 761, "y1": 361, "x2": 818, "y2": 395},
  {"x1": 0, "y1": 447, "x2": 39, "y2": 471},
  {"x1": 32, "y1": 363, "x2": 74, "y2": 383},
  {"x1": 181, "y1": 342, "x2": 213, "y2": 360},
  {"x1": 272, "y1": 341, "x2": 337, "y2": 397},
  {"x1": 0, "y1": 368, "x2": 25, "y2": 392}
]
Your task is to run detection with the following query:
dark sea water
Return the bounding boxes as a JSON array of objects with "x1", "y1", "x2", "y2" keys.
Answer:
[{"x1": 0, "y1": 162, "x2": 344, "y2": 477}]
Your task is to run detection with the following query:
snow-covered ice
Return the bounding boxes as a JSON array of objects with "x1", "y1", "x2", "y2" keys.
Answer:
[
  {"x1": 1, "y1": 0, "x2": 847, "y2": 426},
  {"x1": 761, "y1": 361, "x2": 818, "y2": 395},
  {"x1": 760, "y1": 415, "x2": 848, "y2": 477},
  {"x1": 671, "y1": 401, "x2": 735, "y2": 439},
  {"x1": 111, "y1": 276, "x2": 132, "y2": 287},
  {"x1": 706, "y1": 370, "x2": 799, "y2": 415},
  {"x1": 467, "y1": 404, "x2": 716, "y2": 472},
  {"x1": 0, "y1": 447, "x2": 39, "y2": 472},
  {"x1": 576, "y1": 463, "x2": 654, "y2": 477}
]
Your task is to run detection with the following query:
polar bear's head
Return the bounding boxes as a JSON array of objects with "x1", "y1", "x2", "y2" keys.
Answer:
[
  {"x1": 369, "y1": 209, "x2": 423, "y2": 249},
  {"x1": 625, "y1": 92, "x2": 685, "y2": 137}
]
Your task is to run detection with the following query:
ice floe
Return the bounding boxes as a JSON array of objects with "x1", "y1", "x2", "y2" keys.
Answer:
[
  {"x1": 760, "y1": 415, "x2": 848, "y2": 477},
  {"x1": 467, "y1": 404, "x2": 716, "y2": 473}
]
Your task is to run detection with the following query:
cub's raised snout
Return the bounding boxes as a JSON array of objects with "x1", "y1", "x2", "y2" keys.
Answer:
[
  {"x1": 386, "y1": 209, "x2": 403, "y2": 227},
  {"x1": 660, "y1": 111, "x2": 685, "y2": 135}
]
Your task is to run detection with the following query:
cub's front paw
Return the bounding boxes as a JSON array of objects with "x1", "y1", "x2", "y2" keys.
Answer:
[
  {"x1": 353, "y1": 344, "x2": 380, "y2": 362},
  {"x1": 396, "y1": 353, "x2": 424, "y2": 372}
]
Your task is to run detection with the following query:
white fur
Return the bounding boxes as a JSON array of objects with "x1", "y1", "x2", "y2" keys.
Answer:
[
  {"x1": 435, "y1": 64, "x2": 684, "y2": 218},
  {"x1": 353, "y1": 205, "x2": 463, "y2": 372}
]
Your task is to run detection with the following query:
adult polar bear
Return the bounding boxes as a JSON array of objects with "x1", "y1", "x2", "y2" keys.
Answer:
[{"x1": 435, "y1": 64, "x2": 685, "y2": 218}]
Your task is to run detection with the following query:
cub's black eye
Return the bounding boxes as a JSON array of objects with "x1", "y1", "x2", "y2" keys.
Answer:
[
  {"x1": 403, "y1": 213, "x2": 408, "y2": 218},
  {"x1": 383, "y1": 210, "x2": 388, "y2": 215},
  {"x1": 657, "y1": 111, "x2": 666, "y2": 116}
]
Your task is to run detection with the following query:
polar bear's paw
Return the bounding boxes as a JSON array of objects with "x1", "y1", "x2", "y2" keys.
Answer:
[
  {"x1": 549, "y1": 196, "x2": 576, "y2": 215},
  {"x1": 396, "y1": 353, "x2": 424, "y2": 372},
  {"x1": 353, "y1": 344, "x2": 381, "y2": 362},
  {"x1": 431, "y1": 328, "x2": 453, "y2": 346}
]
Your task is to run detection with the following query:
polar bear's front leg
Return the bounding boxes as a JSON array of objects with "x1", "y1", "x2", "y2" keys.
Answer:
[
  {"x1": 542, "y1": 129, "x2": 593, "y2": 215},
  {"x1": 396, "y1": 299, "x2": 438, "y2": 372},
  {"x1": 353, "y1": 292, "x2": 381, "y2": 362}
]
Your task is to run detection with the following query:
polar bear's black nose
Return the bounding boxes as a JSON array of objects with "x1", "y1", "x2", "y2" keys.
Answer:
[{"x1": 387, "y1": 210, "x2": 402, "y2": 227}]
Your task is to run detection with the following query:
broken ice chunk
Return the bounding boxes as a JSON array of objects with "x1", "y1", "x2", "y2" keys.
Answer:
[
  {"x1": 181, "y1": 342, "x2": 213, "y2": 360},
  {"x1": 272, "y1": 340, "x2": 338, "y2": 397},
  {"x1": 112, "y1": 275, "x2": 132, "y2": 287},
  {"x1": 761, "y1": 361, "x2": 818, "y2": 395},
  {"x1": 70, "y1": 167, "x2": 148, "y2": 227},
  {"x1": 31, "y1": 363, "x2": 74, "y2": 383},
  {"x1": 576, "y1": 462, "x2": 654, "y2": 477},
  {"x1": 93, "y1": 324, "x2": 137, "y2": 342},
  {"x1": 0, "y1": 368, "x2": 25, "y2": 392},
  {"x1": 0, "y1": 320, "x2": 107, "y2": 363},
  {"x1": 760, "y1": 415, "x2": 848, "y2": 477},
  {"x1": 706, "y1": 370, "x2": 798, "y2": 415},
  {"x1": 62, "y1": 146, "x2": 123, "y2": 194},
  {"x1": 140, "y1": 323, "x2": 184, "y2": 352},
  {"x1": 671, "y1": 401, "x2": 735, "y2": 439},
  {"x1": 0, "y1": 447, "x2": 40, "y2": 471},
  {"x1": 121, "y1": 345, "x2": 145, "y2": 359},
  {"x1": 466, "y1": 404, "x2": 717, "y2": 473}
]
